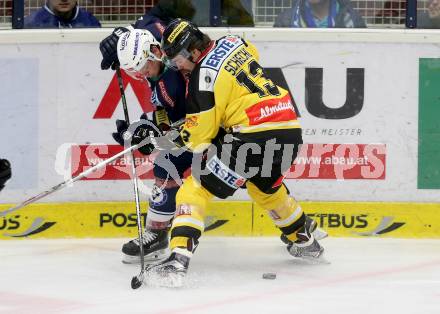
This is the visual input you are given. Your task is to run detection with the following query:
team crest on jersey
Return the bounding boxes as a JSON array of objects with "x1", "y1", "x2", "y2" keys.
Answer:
[
  {"x1": 184, "y1": 116, "x2": 198, "y2": 128},
  {"x1": 150, "y1": 185, "x2": 167, "y2": 206}
]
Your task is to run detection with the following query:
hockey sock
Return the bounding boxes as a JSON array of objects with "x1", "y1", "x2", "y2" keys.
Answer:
[
  {"x1": 247, "y1": 182, "x2": 305, "y2": 242},
  {"x1": 170, "y1": 204, "x2": 204, "y2": 253},
  {"x1": 146, "y1": 179, "x2": 180, "y2": 230},
  {"x1": 170, "y1": 176, "x2": 214, "y2": 253}
]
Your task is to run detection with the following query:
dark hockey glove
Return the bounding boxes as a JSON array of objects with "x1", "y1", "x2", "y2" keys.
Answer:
[
  {"x1": 112, "y1": 119, "x2": 129, "y2": 146},
  {"x1": 0, "y1": 159, "x2": 12, "y2": 192},
  {"x1": 100, "y1": 27, "x2": 129, "y2": 70},
  {"x1": 112, "y1": 116, "x2": 161, "y2": 155},
  {"x1": 130, "y1": 120, "x2": 162, "y2": 155}
]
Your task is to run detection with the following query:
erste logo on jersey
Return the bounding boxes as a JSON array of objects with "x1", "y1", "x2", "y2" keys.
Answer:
[
  {"x1": 207, "y1": 155, "x2": 245, "y2": 189},
  {"x1": 202, "y1": 36, "x2": 242, "y2": 71},
  {"x1": 199, "y1": 36, "x2": 243, "y2": 92},
  {"x1": 246, "y1": 94, "x2": 297, "y2": 125}
]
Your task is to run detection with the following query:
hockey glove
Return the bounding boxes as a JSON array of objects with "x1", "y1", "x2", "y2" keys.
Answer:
[
  {"x1": 141, "y1": 111, "x2": 186, "y2": 151},
  {"x1": 112, "y1": 112, "x2": 158, "y2": 147},
  {"x1": 112, "y1": 119, "x2": 129, "y2": 146},
  {"x1": 112, "y1": 117, "x2": 161, "y2": 155},
  {"x1": 0, "y1": 159, "x2": 11, "y2": 192},
  {"x1": 100, "y1": 27, "x2": 129, "y2": 70}
]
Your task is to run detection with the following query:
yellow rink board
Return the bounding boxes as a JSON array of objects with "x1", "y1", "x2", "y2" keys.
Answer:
[
  {"x1": 0, "y1": 202, "x2": 253, "y2": 240},
  {"x1": 253, "y1": 202, "x2": 440, "y2": 238},
  {"x1": 0, "y1": 201, "x2": 439, "y2": 239}
]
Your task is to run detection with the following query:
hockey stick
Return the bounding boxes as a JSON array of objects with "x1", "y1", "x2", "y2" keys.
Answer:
[
  {"x1": 115, "y1": 66, "x2": 146, "y2": 289},
  {"x1": 0, "y1": 143, "x2": 140, "y2": 217}
]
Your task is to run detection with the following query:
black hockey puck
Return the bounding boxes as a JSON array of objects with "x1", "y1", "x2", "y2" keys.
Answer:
[
  {"x1": 262, "y1": 273, "x2": 277, "y2": 280},
  {"x1": 131, "y1": 276, "x2": 143, "y2": 289}
]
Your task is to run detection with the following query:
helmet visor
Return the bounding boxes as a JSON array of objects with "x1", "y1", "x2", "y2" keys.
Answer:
[{"x1": 162, "y1": 48, "x2": 191, "y2": 71}]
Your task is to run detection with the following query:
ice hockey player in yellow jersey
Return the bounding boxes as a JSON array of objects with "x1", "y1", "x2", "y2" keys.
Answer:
[{"x1": 124, "y1": 19, "x2": 327, "y2": 287}]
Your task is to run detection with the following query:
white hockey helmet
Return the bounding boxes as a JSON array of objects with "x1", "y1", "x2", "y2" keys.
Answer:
[{"x1": 117, "y1": 29, "x2": 161, "y2": 80}]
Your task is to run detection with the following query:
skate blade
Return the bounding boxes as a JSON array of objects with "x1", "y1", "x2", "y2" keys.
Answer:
[
  {"x1": 122, "y1": 248, "x2": 170, "y2": 264},
  {"x1": 299, "y1": 252, "x2": 330, "y2": 265},
  {"x1": 312, "y1": 227, "x2": 328, "y2": 241}
]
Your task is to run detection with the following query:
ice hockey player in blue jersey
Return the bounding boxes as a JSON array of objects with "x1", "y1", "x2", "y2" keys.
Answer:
[
  {"x1": 99, "y1": 0, "x2": 195, "y2": 71},
  {"x1": 100, "y1": 27, "x2": 192, "y2": 264},
  {"x1": 24, "y1": 0, "x2": 100, "y2": 28},
  {"x1": 97, "y1": 0, "x2": 195, "y2": 264}
]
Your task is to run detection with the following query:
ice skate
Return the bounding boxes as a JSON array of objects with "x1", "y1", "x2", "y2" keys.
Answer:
[
  {"x1": 122, "y1": 229, "x2": 169, "y2": 264},
  {"x1": 281, "y1": 215, "x2": 328, "y2": 244},
  {"x1": 144, "y1": 249, "x2": 190, "y2": 288},
  {"x1": 284, "y1": 217, "x2": 328, "y2": 263},
  {"x1": 287, "y1": 236, "x2": 325, "y2": 261}
]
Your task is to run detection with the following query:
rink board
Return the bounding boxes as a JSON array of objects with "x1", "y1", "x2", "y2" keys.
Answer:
[
  {"x1": 0, "y1": 201, "x2": 438, "y2": 239},
  {"x1": 2, "y1": 30, "x2": 440, "y2": 205}
]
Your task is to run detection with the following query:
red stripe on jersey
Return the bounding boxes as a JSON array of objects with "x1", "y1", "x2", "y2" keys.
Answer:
[
  {"x1": 245, "y1": 94, "x2": 297, "y2": 126},
  {"x1": 195, "y1": 41, "x2": 215, "y2": 64},
  {"x1": 272, "y1": 175, "x2": 285, "y2": 188},
  {"x1": 158, "y1": 81, "x2": 175, "y2": 107}
]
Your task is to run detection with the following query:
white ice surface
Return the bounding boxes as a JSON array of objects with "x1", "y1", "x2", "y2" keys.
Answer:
[{"x1": 1, "y1": 237, "x2": 439, "y2": 314}]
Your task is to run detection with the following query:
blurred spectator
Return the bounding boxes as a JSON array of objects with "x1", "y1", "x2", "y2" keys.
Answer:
[
  {"x1": 24, "y1": 0, "x2": 101, "y2": 28},
  {"x1": 418, "y1": 0, "x2": 440, "y2": 28},
  {"x1": 374, "y1": 0, "x2": 405, "y2": 25},
  {"x1": 274, "y1": 0, "x2": 366, "y2": 28},
  {"x1": 222, "y1": 0, "x2": 254, "y2": 26},
  {"x1": 0, "y1": 159, "x2": 11, "y2": 192}
]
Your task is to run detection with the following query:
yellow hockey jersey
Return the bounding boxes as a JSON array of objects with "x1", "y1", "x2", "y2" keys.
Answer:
[{"x1": 181, "y1": 35, "x2": 300, "y2": 152}]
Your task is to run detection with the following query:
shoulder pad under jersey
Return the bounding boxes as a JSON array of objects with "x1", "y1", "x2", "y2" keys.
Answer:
[{"x1": 198, "y1": 35, "x2": 245, "y2": 92}]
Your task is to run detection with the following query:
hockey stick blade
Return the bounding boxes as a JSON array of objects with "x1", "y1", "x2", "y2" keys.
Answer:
[{"x1": 131, "y1": 273, "x2": 144, "y2": 289}]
